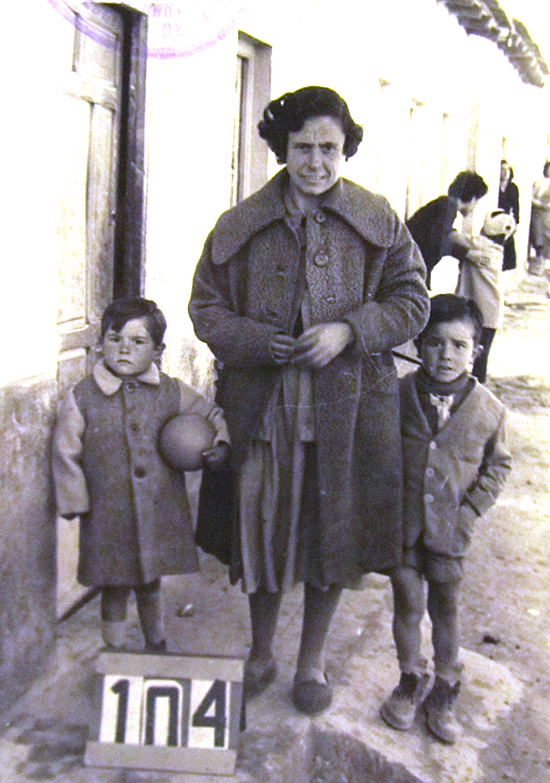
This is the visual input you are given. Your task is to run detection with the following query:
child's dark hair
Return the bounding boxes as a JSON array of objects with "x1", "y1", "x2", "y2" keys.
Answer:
[
  {"x1": 415, "y1": 294, "x2": 483, "y2": 350},
  {"x1": 447, "y1": 171, "x2": 488, "y2": 202},
  {"x1": 258, "y1": 86, "x2": 364, "y2": 163},
  {"x1": 100, "y1": 297, "x2": 167, "y2": 347}
]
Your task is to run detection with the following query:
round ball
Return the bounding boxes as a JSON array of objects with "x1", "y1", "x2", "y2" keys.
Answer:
[{"x1": 158, "y1": 413, "x2": 216, "y2": 472}]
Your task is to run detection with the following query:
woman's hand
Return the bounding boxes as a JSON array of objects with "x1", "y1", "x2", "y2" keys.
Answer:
[
  {"x1": 270, "y1": 333, "x2": 297, "y2": 365},
  {"x1": 291, "y1": 323, "x2": 354, "y2": 368}
]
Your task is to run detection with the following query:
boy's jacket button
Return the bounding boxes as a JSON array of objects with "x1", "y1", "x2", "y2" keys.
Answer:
[{"x1": 133, "y1": 466, "x2": 147, "y2": 478}]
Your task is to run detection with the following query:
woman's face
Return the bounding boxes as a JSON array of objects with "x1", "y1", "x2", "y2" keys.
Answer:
[
  {"x1": 500, "y1": 161, "x2": 510, "y2": 182},
  {"x1": 286, "y1": 116, "x2": 346, "y2": 199}
]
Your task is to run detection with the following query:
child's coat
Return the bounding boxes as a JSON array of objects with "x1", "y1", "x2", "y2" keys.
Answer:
[
  {"x1": 52, "y1": 360, "x2": 229, "y2": 586},
  {"x1": 400, "y1": 371, "x2": 511, "y2": 557}
]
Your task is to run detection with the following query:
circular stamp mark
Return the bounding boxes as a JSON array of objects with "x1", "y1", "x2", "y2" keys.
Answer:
[{"x1": 46, "y1": 1, "x2": 247, "y2": 59}]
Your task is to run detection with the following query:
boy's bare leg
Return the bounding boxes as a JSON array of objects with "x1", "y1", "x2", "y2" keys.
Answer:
[
  {"x1": 101, "y1": 586, "x2": 131, "y2": 649},
  {"x1": 390, "y1": 566, "x2": 426, "y2": 674},
  {"x1": 136, "y1": 579, "x2": 166, "y2": 650},
  {"x1": 427, "y1": 579, "x2": 462, "y2": 682}
]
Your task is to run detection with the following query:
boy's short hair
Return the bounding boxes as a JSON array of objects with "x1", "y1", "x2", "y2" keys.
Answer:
[
  {"x1": 447, "y1": 171, "x2": 488, "y2": 202},
  {"x1": 415, "y1": 294, "x2": 484, "y2": 350},
  {"x1": 100, "y1": 298, "x2": 167, "y2": 347}
]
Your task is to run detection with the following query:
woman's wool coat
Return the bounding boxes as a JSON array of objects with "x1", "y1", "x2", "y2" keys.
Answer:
[
  {"x1": 400, "y1": 372, "x2": 511, "y2": 557},
  {"x1": 52, "y1": 362, "x2": 228, "y2": 587},
  {"x1": 188, "y1": 171, "x2": 430, "y2": 583}
]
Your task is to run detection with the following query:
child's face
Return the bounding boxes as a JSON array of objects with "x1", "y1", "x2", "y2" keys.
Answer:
[
  {"x1": 102, "y1": 317, "x2": 161, "y2": 377},
  {"x1": 420, "y1": 319, "x2": 478, "y2": 383}
]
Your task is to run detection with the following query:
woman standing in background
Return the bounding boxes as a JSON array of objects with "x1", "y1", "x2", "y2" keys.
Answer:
[{"x1": 498, "y1": 160, "x2": 520, "y2": 272}]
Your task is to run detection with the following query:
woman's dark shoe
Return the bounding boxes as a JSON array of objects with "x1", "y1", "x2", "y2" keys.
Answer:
[
  {"x1": 292, "y1": 673, "x2": 332, "y2": 715},
  {"x1": 243, "y1": 656, "x2": 277, "y2": 698}
]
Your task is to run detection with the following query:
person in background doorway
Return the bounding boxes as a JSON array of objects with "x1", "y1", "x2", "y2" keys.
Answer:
[
  {"x1": 189, "y1": 85, "x2": 429, "y2": 715},
  {"x1": 455, "y1": 209, "x2": 516, "y2": 382},
  {"x1": 406, "y1": 172, "x2": 489, "y2": 288},
  {"x1": 529, "y1": 161, "x2": 550, "y2": 276},
  {"x1": 498, "y1": 160, "x2": 520, "y2": 272},
  {"x1": 380, "y1": 294, "x2": 511, "y2": 745},
  {"x1": 52, "y1": 298, "x2": 229, "y2": 652}
]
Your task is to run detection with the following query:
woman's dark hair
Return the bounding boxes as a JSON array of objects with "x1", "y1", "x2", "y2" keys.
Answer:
[
  {"x1": 100, "y1": 297, "x2": 167, "y2": 347},
  {"x1": 258, "y1": 86, "x2": 363, "y2": 163},
  {"x1": 415, "y1": 294, "x2": 483, "y2": 350},
  {"x1": 543, "y1": 161, "x2": 550, "y2": 177},
  {"x1": 447, "y1": 171, "x2": 488, "y2": 202}
]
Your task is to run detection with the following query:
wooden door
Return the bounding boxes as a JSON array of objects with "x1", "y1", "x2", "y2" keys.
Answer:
[{"x1": 56, "y1": 4, "x2": 124, "y2": 618}]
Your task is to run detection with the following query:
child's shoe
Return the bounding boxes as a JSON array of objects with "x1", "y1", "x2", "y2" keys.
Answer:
[
  {"x1": 380, "y1": 671, "x2": 430, "y2": 730},
  {"x1": 423, "y1": 676, "x2": 461, "y2": 744}
]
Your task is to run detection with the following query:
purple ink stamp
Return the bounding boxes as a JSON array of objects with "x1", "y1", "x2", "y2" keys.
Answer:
[{"x1": 47, "y1": 1, "x2": 247, "y2": 59}]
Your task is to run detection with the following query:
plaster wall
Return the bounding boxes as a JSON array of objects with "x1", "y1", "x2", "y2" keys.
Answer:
[{"x1": 0, "y1": 0, "x2": 75, "y2": 710}]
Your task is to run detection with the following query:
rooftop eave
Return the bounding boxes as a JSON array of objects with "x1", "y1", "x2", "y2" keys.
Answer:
[{"x1": 437, "y1": 0, "x2": 548, "y2": 87}]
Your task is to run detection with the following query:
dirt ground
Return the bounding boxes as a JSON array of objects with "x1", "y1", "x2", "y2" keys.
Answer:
[{"x1": 459, "y1": 273, "x2": 550, "y2": 782}]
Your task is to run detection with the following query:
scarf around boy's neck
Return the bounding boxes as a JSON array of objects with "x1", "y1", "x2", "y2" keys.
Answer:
[{"x1": 414, "y1": 367, "x2": 471, "y2": 396}]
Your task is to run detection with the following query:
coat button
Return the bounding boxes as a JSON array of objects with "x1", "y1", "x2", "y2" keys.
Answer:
[
  {"x1": 314, "y1": 252, "x2": 329, "y2": 267},
  {"x1": 429, "y1": 441, "x2": 437, "y2": 450},
  {"x1": 134, "y1": 466, "x2": 147, "y2": 478},
  {"x1": 426, "y1": 467, "x2": 435, "y2": 477},
  {"x1": 314, "y1": 211, "x2": 326, "y2": 223},
  {"x1": 130, "y1": 422, "x2": 140, "y2": 433},
  {"x1": 425, "y1": 493, "x2": 434, "y2": 503}
]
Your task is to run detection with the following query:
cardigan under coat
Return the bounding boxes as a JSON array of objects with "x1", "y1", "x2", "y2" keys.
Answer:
[
  {"x1": 188, "y1": 170, "x2": 430, "y2": 583},
  {"x1": 52, "y1": 361, "x2": 229, "y2": 587},
  {"x1": 400, "y1": 371, "x2": 511, "y2": 558}
]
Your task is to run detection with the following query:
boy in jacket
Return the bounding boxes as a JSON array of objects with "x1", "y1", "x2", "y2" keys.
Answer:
[
  {"x1": 380, "y1": 294, "x2": 511, "y2": 743},
  {"x1": 52, "y1": 298, "x2": 229, "y2": 651}
]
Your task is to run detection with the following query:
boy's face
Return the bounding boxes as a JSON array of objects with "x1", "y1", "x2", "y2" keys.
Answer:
[
  {"x1": 420, "y1": 319, "x2": 479, "y2": 383},
  {"x1": 102, "y1": 317, "x2": 161, "y2": 377}
]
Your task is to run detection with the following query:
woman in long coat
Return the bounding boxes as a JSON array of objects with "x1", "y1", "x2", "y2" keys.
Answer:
[
  {"x1": 188, "y1": 86, "x2": 429, "y2": 714},
  {"x1": 498, "y1": 160, "x2": 520, "y2": 271}
]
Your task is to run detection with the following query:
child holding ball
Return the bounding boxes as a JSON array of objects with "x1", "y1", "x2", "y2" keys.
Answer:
[{"x1": 52, "y1": 297, "x2": 229, "y2": 651}]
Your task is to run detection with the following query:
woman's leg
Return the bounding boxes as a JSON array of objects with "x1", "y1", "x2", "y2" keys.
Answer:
[
  {"x1": 390, "y1": 566, "x2": 426, "y2": 674},
  {"x1": 135, "y1": 579, "x2": 165, "y2": 650},
  {"x1": 244, "y1": 590, "x2": 282, "y2": 696},
  {"x1": 101, "y1": 586, "x2": 131, "y2": 648},
  {"x1": 427, "y1": 579, "x2": 462, "y2": 682},
  {"x1": 295, "y1": 583, "x2": 342, "y2": 682}
]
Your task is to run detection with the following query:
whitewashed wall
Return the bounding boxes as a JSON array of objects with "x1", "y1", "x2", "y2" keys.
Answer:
[{"x1": 143, "y1": 0, "x2": 550, "y2": 391}]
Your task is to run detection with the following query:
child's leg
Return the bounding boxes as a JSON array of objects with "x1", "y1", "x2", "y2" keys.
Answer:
[
  {"x1": 390, "y1": 566, "x2": 426, "y2": 674},
  {"x1": 424, "y1": 578, "x2": 463, "y2": 744},
  {"x1": 427, "y1": 578, "x2": 462, "y2": 683},
  {"x1": 135, "y1": 579, "x2": 166, "y2": 650},
  {"x1": 244, "y1": 590, "x2": 282, "y2": 696},
  {"x1": 380, "y1": 566, "x2": 430, "y2": 730},
  {"x1": 101, "y1": 586, "x2": 131, "y2": 648}
]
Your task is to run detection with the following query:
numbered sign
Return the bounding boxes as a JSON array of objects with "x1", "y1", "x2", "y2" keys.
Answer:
[{"x1": 85, "y1": 650, "x2": 244, "y2": 775}]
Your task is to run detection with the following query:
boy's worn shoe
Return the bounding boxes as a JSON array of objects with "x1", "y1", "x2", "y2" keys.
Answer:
[
  {"x1": 292, "y1": 673, "x2": 332, "y2": 715},
  {"x1": 423, "y1": 676, "x2": 461, "y2": 744},
  {"x1": 243, "y1": 655, "x2": 277, "y2": 698},
  {"x1": 380, "y1": 672, "x2": 431, "y2": 730}
]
